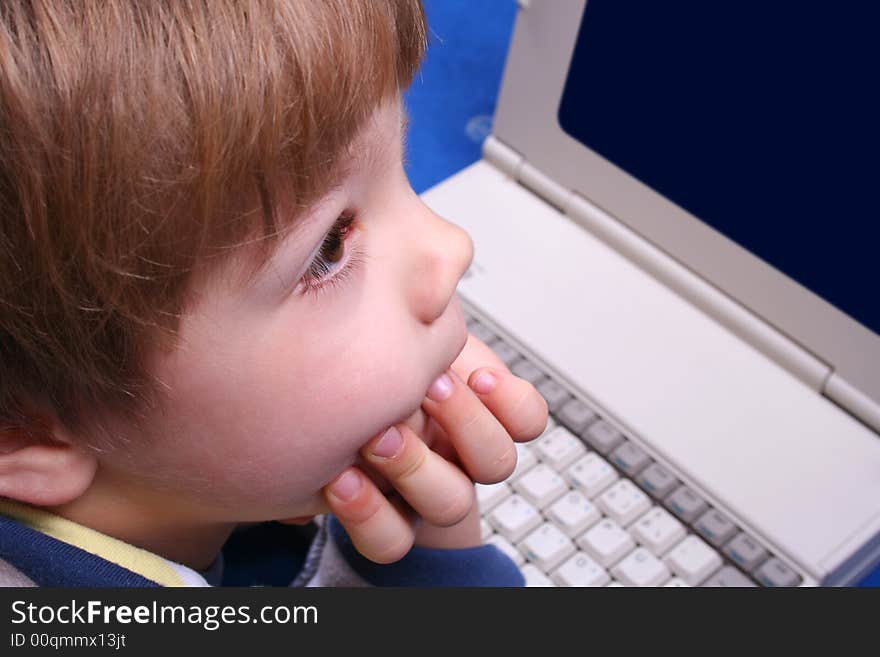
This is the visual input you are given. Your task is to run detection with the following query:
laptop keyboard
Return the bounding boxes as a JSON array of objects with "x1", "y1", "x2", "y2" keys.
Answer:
[{"x1": 465, "y1": 309, "x2": 805, "y2": 587}]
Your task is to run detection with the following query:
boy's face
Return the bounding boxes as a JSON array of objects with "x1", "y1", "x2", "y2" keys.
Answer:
[{"x1": 93, "y1": 97, "x2": 474, "y2": 523}]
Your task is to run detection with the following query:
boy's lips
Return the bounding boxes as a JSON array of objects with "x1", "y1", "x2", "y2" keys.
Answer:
[{"x1": 338, "y1": 297, "x2": 470, "y2": 494}]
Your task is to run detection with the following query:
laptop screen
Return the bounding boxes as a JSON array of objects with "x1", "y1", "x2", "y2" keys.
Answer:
[{"x1": 558, "y1": 1, "x2": 878, "y2": 336}]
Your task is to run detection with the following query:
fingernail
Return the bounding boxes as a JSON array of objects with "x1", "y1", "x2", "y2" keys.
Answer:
[
  {"x1": 470, "y1": 370, "x2": 497, "y2": 394},
  {"x1": 329, "y1": 470, "x2": 362, "y2": 502},
  {"x1": 427, "y1": 372, "x2": 454, "y2": 402},
  {"x1": 372, "y1": 426, "x2": 403, "y2": 458}
]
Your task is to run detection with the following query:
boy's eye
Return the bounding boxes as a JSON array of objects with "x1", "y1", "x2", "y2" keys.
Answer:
[{"x1": 298, "y1": 212, "x2": 365, "y2": 297}]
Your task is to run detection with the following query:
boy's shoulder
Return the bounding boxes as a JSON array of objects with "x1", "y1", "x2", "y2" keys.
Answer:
[
  {"x1": 0, "y1": 509, "x2": 168, "y2": 586},
  {"x1": 0, "y1": 505, "x2": 320, "y2": 587},
  {"x1": 0, "y1": 506, "x2": 362, "y2": 587},
  {"x1": 0, "y1": 508, "x2": 524, "y2": 587}
]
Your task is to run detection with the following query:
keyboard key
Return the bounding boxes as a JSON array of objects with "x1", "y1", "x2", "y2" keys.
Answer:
[
  {"x1": 481, "y1": 519, "x2": 493, "y2": 542},
  {"x1": 581, "y1": 420, "x2": 624, "y2": 455},
  {"x1": 596, "y1": 479, "x2": 652, "y2": 526},
  {"x1": 694, "y1": 509, "x2": 738, "y2": 547},
  {"x1": 566, "y1": 453, "x2": 619, "y2": 498},
  {"x1": 467, "y1": 319, "x2": 497, "y2": 345},
  {"x1": 663, "y1": 577, "x2": 691, "y2": 587},
  {"x1": 509, "y1": 442, "x2": 538, "y2": 481},
  {"x1": 630, "y1": 506, "x2": 687, "y2": 556},
  {"x1": 534, "y1": 426, "x2": 587, "y2": 470},
  {"x1": 519, "y1": 523, "x2": 576, "y2": 572},
  {"x1": 664, "y1": 485, "x2": 709, "y2": 523},
  {"x1": 521, "y1": 564, "x2": 555, "y2": 587},
  {"x1": 556, "y1": 398, "x2": 597, "y2": 434},
  {"x1": 702, "y1": 566, "x2": 757, "y2": 587},
  {"x1": 664, "y1": 535, "x2": 723, "y2": 586},
  {"x1": 546, "y1": 490, "x2": 602, "y2": 537},
  {"x1": 512, "y1": 464, "x2": 568, "y2": 509},
  {"x1": 723, "y1": 532, "x2": 769, "y2": 572},
  {"x1": 536, "y1": 378, "x2": 572, "y2": 414},
  {"x1": 475, "y1": 481, "x2": 511, "y2": 513},
  {"x1": 488, "y1": 494, "x2": 542, "y2": 543},
  {"x1": 577, "y1": 518, "x2": 635, "y2": 567},
  {"x1": 636, "y1": 463, "x2": 679, "y2": 499},
  {"x1": 611, "y1": 547, "x2": 671, "y2": 587},
  {"x1": 487, "y1": 338, "x2": 521, "y2": 367},
  {"x1": 486, "y1": 534, "x2": 524, "y2": 566},
  {"x1": 552, "y1": 552, "x2": 610, "y2": 587},
  {"x1": 609, "y1": 440, "x2": 652, "y2": 477},
  {"x1": 754, "y1": 558, "x2": 802, "y2": 587},
  {"x1": 511, "y1": 358, "x2": 547, "y2": 386}
]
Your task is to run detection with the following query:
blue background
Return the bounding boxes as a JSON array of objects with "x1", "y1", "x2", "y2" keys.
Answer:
[{"x1": 404, "y1": 0, "x2": 879, "y2": 587}]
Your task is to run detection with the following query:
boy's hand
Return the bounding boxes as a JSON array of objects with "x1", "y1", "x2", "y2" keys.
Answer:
[{"x1": 321, "y1": 333, "x2": 549, "y2": 563}]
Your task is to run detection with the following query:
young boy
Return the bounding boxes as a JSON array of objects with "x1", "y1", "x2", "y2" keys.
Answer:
[{"x1": 0, "y1": 1, "x2": 547, "y2": 586}]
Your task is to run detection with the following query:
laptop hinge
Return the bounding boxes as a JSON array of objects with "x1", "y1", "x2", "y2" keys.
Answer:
[
  {"x1": 481, "y1": 134, "x2": 832, "y2": 395},
  {"x1": 483, "y1": 135, "x2": 524, "y2": 179},
  {"x1": 825, "y1": 375, "x2": 880, "y2": 434},
  {"x1": 484, "y1": 136, "x2": 573, "y2": 211}
]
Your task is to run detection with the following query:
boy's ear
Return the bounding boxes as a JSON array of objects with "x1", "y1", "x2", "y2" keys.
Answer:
[{"x1": 0, "y1": 417, "x2": 98, "y2": 507}]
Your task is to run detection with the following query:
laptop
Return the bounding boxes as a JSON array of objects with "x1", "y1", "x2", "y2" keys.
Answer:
[{"x1": 420, "y1": 0, "x2": 880, "y2": 586}]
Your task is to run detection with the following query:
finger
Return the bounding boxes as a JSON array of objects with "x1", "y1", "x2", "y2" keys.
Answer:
[
  {"x1": 361, "y1": 424, "x2": 475, "y2": 527},
  {"x1": 449, "y1": 330, "x2": 510, "y2": 383},
  {"x1": 467, "y1": 367, "x2": 549, "y2": 442},
  {"x1": 420, "y1": 367, "x2": 518, "y2": 483},
  {"x1": 353, "y1": 401, "x2": 451, "y2": 501},
  {"x1": 353, "y1": 454, "x2": 395, "y2": 495},
  {"x1": 413, "y1": 498, "x2": 482, "y2": 549},
  {"x1": 323, "y1": 467, "x2": 416, "y2": 564}
]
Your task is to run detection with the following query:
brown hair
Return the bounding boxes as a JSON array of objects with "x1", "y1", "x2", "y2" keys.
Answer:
[{"x1": 0, "y1": 0, "x2": 426, "y2": 442}]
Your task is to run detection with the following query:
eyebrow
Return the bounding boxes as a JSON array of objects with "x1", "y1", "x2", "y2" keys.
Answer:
[
  {"x1": 291, "y1": 102, "x2": 409, "y2": 243},
  {"x1": 254, "y1": 103, "x2": 410, "y2": 293},
  {"x1": 352, "y1": 103, "x2": 410, "y2": 176}
]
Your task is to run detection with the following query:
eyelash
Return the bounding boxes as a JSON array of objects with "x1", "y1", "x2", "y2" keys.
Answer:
[{"x1": 298, "y1": 212, "x2": 367, "y2": 298}]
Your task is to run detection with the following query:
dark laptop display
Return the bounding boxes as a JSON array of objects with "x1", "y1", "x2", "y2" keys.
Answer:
[{"x1": 559, "y1": 1, "x2": 878, "y2": 335}]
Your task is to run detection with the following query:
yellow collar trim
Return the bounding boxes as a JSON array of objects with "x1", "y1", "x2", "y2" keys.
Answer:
[{"x1": 0, "y1": 498, "x2": 191, "y2": 587}]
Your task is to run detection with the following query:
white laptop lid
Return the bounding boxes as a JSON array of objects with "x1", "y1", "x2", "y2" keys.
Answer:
[{"x1": 491, "y1": 0, "x2": 880, "y2": 428}]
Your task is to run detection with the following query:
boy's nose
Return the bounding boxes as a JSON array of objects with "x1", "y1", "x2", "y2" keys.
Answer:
[{"x1": 408, "y1": 207, "x2": 474, "y2": 325}]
